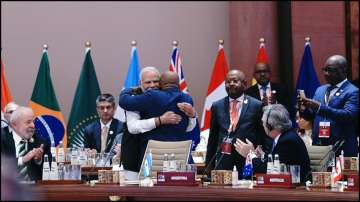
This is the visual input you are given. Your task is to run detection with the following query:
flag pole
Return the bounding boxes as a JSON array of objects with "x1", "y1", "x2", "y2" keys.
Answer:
[
  {"x1": 305, "y1": 36, "x2": 311, "y2": 45},
  {"x1": 172, "y1": 40, "x2": 178, "y2": 47}
]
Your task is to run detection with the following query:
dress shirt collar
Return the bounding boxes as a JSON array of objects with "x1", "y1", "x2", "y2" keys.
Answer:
[
  {"x1": 273, "y1": 133, "x2": 281, "y2": 148},
  {"x1": 257, "y1": 82, "x2": 271, "y2": 91},
  {"x1": 229, "y1": 94, "x2": 244, "y2": 103},
  {"x1": 100, "y1": 119, "x2": 112, "y2": 130},
  {"x1": 12, "y1": 130, "x2": 23, "y2": 146},
  {"x1": 334, "y1": 78, "x2": 347, "y2": 89}
]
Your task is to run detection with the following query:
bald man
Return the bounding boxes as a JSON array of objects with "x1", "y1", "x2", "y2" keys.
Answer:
[
  {"x1": 119, "y1": 70, "x2": 195, "y2": 168},
  {"x1": 299, "y1": 55, "x2": 359, "y2": 156},
  {"x1": 205, "y1": 70, "x2": 270, "y2": 179}
]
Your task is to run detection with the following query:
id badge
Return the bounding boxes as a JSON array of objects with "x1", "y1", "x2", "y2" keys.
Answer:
[
  {"x1": 318, "y1": 121, "x2": 330, "y2": 138},
  {"x1": 221, "y1": 137, "x2": 233, "y2": 155}
]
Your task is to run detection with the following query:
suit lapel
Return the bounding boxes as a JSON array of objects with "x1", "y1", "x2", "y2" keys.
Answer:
[
  {"x1": 95, "y1": 121, "x2": 101, "y2": 152},
  {"x1": 234, "y1": 95, "x2": 249, "y2": 131},
  {"x1": 222, "y1": 97, "x2": 231, "y2": 131},
  {"x1": 8, "y1": 132, "x2": 16, "y2": 157},
  {"x1": 106, "y1": 119, "x2": 117, "y2": 152}
]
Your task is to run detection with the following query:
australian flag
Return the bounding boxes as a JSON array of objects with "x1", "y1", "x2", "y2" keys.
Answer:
[
  {"x1": 242, "y1": 151, "x2": 253, "y2": 179},
  {"x1": 169, "y1": 43, "x2": 200, "y2": 151}
]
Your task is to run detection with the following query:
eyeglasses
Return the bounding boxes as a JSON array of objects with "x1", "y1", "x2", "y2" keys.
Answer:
[{"x1": 321, "y1": 66, "x2": 338, "y2": 73}]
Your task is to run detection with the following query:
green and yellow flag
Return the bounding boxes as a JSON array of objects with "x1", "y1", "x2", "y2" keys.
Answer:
[
  {"x1": 67, "y1": 43, "x2": 101, "y2": 148},
  {"x1": 29, "y1": 45, "x2": 67, "y2": 148}
]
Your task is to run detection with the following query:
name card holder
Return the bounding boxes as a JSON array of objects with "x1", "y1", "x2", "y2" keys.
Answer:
[
  {"x1": 156, "y1": 172, "x2": 197, "y2": 186},
  {"x1": 255, "y1": 173, "x2": 294, "y2": 188}
]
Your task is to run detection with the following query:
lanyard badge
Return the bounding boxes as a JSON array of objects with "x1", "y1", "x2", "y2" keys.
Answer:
[
  {"x1": 221, "y1": 136, "x2": 233, "y2": 155},
  {"x1": 318, "y1": 121, "x2": 330, "y2": 138}
]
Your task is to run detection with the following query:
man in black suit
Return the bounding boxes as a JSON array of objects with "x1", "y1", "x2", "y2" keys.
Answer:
[
  {"x1": 1, "y1": 106, "x2": 49, "y2": 181},
  {"x1": 205, "y1": 69, "x2": 271, "y2": 179},
  {"x1": 234, "y1": 104, "x2": 311, "y2": 184},
  {"x1": 83, "y1": 94, "x2": 124, "y2": 157},
  {"x1": 245, "y1": 63, "x2": 289, "y2": 112}
]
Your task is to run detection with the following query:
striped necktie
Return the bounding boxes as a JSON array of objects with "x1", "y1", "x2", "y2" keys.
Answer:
[{"x1": 18, "y1": 140, "x2": 30, "y2": 180}]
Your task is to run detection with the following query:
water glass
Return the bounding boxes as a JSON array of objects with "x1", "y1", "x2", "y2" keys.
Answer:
[{"x1": 290, "y1": 165, "x2": 301, "y2": 184}]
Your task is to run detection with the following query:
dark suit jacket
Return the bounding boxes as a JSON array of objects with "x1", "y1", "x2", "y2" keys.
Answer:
[
  {"x1": 120, "y1": 121, "x2": 141, "y2": 172},
  {"x1": 252, "y1": 129, "x2": 311, "y2": 184},
  {"x1": 301, "y1": 80, "x2": 359, "y2": 156},
  {"x1": 119, "y1": 87, "x2": 193, "y2": 167},
  {"x1": 246, "y1": 82, "x2": 290, "y2": 113},
  {"x1": 1, "y1": 128, "x2": 50, "y2": 181},
  {"x1": 83, "y1": 118, "x2": 124, "y2": 153},
  {"x1": 205, "y1": 95, "x2": 271, "y2": 179}
]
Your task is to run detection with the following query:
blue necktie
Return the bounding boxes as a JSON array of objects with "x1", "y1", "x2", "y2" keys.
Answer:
[
  {"x1": 271, "y1": 141, "x2": 276, "y2": 153},
  {"x1": 261, "y1": 85, "x2": 267, "y2": 98}
]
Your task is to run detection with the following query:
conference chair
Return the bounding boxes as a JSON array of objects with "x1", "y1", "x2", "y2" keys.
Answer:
[
  {"x1": 138, "y1": 140, "x2": 192, "y2": 179},
  {"x1": 306, "y1": 145, "x2": 333, "y2": 172}
]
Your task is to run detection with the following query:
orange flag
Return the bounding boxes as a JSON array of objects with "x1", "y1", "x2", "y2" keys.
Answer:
[{"x1": 1, "y1": 59, "x2": 13, "y2": 112}]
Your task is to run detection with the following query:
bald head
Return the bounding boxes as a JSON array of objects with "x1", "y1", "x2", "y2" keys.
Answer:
[
  {"x1": 325, "y1": 55, "x2": 347, "y2": 70},
  {"x1": 160, "y1": 71, "x2": 179, "y2": 90},
  {"x1": 225, "y1": 69, "x2": 247, "y2": 99},
  {"x1": 323, "y1": 55, "x2": 347, "y2": 85}
]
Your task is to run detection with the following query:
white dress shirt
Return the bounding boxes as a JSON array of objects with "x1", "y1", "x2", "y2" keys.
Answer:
[
  {"x1": 257, "y1": 83, "x2": 271, "y2": 100},
  {"x1": 126, "y1": 111, "x2": 196, "y2": 134}
]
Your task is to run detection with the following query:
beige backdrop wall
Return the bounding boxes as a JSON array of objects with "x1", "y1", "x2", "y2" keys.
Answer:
[{"x1": 1, "y1": 1, "x2": 230, "y2": 121}]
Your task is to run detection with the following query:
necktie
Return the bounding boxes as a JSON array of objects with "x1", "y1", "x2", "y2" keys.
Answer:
[
  {"x1": 230, "y1": 100, "x2": 239, "y2": 131},
  {"x1": 271, "y1": 140, "x2": 276, "y2": 153},
  {"x1": 325, "y1": 85, "x2": 336, "y2": 103},
  {"x1": 261, "y1": 85, "x2": 267, "y2": 99},
  {"x1": 18, "y1": 140, "x2": 29, "y2": 180},
  {"x1": 101, "y1": 126, "x2": 109, "y2": 153}
]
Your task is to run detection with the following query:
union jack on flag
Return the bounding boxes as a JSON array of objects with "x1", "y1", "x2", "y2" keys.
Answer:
[{"x1": 169, "y1": 45, "x2": 188, "y2": 93}]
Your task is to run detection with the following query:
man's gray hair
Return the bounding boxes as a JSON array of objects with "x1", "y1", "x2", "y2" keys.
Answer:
[
  {"x1": 140, "y1": 66, "x2": 160, "y2": 81},
  {"x1": 262, "y1": 104, "x2": 292, "y2": 133},
  {"x1": 9, "y1": 106, "x2": 33, "y2": 125}
]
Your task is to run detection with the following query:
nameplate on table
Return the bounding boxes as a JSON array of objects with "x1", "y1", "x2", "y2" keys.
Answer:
[
  {"x1": 255, "y1": 173, "x2": 294, "y2": 188},
  {"x1": 156, "y1": 171, "x2": 197, "y2": 186}
]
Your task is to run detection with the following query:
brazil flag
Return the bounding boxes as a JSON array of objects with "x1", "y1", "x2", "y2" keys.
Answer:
[{"x1": 29, "y1": 45, "x2": 67, "y2": 148}]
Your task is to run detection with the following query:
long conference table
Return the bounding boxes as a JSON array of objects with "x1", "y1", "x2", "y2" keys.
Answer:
[{"x1": 30, "y1": 182, "x2": 358, "y2": 201}]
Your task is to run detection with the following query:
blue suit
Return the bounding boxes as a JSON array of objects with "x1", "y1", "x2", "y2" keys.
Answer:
[
  {"x1": 253, "y1": 129, "x2": 311, "y2": 184},
  {"x1": 119, "y1": 87, "x2": 193, "y2": 164},
  {"x1": 205, "y1": 95, "x2": 271, "y2": 179},
  {"x1": 302, "y1": 80, "x2": 359, "y2": 156}
]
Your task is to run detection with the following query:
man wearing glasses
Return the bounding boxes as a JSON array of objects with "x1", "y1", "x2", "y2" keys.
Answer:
[
  {"x1": 298, "y1": 55, "x2": 358, "y2": 157},
  {"x1": 246, "y1": 63, "x2": 289, "y2": 112}
]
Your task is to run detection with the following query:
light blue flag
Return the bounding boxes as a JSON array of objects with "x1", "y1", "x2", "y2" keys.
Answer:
[
  {"x1": 114, "y1": 45, "x2": 141, "y2": 121},
  {"x1": 143, "y1": 150, "x2": 153, "y2": 177},
  {"x1": 124, "y1": 46, "x2": 140, "y2": 88}
]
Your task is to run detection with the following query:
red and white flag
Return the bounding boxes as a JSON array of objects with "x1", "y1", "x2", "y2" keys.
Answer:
[
  {"x1": 197, "y1": 43, "x2": 229, "y2": 151},
  {"x1": 251, "y1": 38, "x2": 269, "y2": 86}
]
